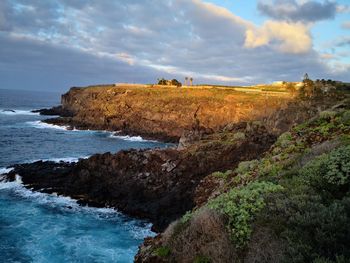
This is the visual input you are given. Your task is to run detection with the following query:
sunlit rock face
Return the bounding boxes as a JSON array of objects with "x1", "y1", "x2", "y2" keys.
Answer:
[{"x1": 55, "y1": 84, "x2": 294, "y2": 142}]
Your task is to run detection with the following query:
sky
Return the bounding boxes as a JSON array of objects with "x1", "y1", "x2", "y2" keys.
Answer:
[{"x1": 0, "y1": 0, "x2": 349, "y2": 91}]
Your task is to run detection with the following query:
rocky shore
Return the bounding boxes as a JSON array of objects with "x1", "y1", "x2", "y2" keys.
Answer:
[
  {"x1": 4, "y1": 84, "x2": 348, "y2": 262},
  {"x1": 5, "y1": 121, "x2": 276, "y2": 231}
]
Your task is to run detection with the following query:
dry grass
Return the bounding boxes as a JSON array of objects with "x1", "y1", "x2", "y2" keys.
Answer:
[{"x1": 163, "y1": 208, "x2": 238, "y2": 263}]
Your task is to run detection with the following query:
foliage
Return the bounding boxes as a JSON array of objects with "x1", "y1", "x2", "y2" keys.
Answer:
[
  {"x1": 300, "y1": 145, "x2": 350, "y2": 198},
  {"x1": 260, "y1": 145, "x2": 350, "y2": 262},
  {"x1": 212, "y1": 170, "x2": 232, "y2": 180},
  {"x1": 153, "y1": 246, "x2": 171, "y2": 257},
  {"x1": 160, "y1": 106, "x2": 350, "y2": 262},
  {"x1": 233, "y1": 160, "x2": 259, "y2": 185},
  {"x1": 208, "y1": 181, "x2": 283, "y2": 248},
  {"x1": 180, "y1": 210, "x2": 194, "y2": 225},
  {"x1": 319, "y1": 110, "x2": 337, "y2": 120},
  {"x1": 276, "y1": 132, "x2": 293, "y2": 148},
  {"x1": 341, "y1": 110, "x2": 350, "y2": 124},
  {"x1": 157, "y1": 78, "x2": 182, "y2": 87},
  {"x1": 193, "y1": 255, "x2": 211, "y2": 263},
  {"x1": 233, "y1": 132, "x2": 246, "y2": 141}
]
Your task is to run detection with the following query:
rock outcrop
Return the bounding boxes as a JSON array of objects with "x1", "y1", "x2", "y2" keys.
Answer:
[
  {"x1": 5, "y1": 121, "x2": 276, "y2": 232},
  {"x1": 43, "y1": 85, "x2": 294, "y2": 142},
  {"x1": 32, "y1": 105, "x2": 73, "y2": 117}
]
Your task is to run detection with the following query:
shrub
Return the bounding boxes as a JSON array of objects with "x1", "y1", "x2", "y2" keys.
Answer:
[
  {"x1": 153, "y1": 246, "x2": 171, "y2": 257},
  {"x1": 233, "y1": 160, "x2": 259, "y2": 185},
  {"x1": 281, "y1": 196, "x2": 350, "y2": 262},
  {"x1": 212, "y1": 170, "x2": 232, "y2": 180},
  {"x1": 276, "y1": 132, "x2": 293, "y2": 148},
  {"x1": 341, "y1": 110, "x2": 350, "y2": 124},
  {"x1": 193, "y1": 256, "x2": 211, "y2": 263},
  {"x1": 208, "y1": 181, "x2": 283, "y2": 248},
  {"x1": 261, "y1": 145, "x2": 350, "y2": 262},
  {"x1": 300, "y1": 145, "x2": 350, "y2": 198},
  {"x1": 233, "y1": 132, "x2": 246, "y2": 141},
  {"x1": 235, "y1": 160, "x2": 259, "y2": 175},
  {"x1": 319, "y1": 110, "x2": 337, "y2": 120},
  {"x1": 166, "y1": 208, "x2": 237, "y2": 263}
]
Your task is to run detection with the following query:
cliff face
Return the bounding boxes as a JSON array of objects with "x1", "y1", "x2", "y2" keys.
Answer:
[{"x1": 55, "y1": 85, "x2": 293, "y2": 142}]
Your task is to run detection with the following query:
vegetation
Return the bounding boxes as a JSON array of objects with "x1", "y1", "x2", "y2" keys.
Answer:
[
  {"x1": 157, "y1": 78, "x2": 182, "y2": 87},
  {"x1": 208, "y1": 181, "x2": 283, "y2": 248},
  {"x1": 153, "y1": 246, "x2": 171, "y2": 258},
  {"x1": 153, "y1": 99, "x2": 350, "y2": 262},
  {"x1": 193, "y1": 255, "x2": 211, "y2": 263},
  {"x1": 261, "y1": 145, "x2": 350, "y2": 262}
]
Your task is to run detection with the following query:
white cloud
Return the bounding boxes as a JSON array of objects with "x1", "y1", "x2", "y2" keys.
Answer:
[
  {"x1": 245, "y1": 21, "x2": 312, "y2": 54},
  {"x1": 337, "y1": 4, "x2": 350, "y2": 14},
  {"x1": 342, "y1": 21, "x2": 350, "y2": 30}
]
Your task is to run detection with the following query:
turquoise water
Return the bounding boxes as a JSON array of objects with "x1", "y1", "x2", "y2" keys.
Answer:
[{"x1": 0, "y1": 89, "x2": 166, "y2": 262}]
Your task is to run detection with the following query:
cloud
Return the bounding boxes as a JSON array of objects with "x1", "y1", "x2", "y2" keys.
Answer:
[
  {"x1": 337, "y1": 4, "x2": 350, "y2": 14},
  {"x1": 0, "y1": 0, "x2": 348, "y2": 91},
  {"x1": 342, "y1": 21, "x2": 350, "y2": 30},
  {"x1": 335, "y1": 36, "x2": 350, "y2": 47},
  {"x1": 245, "y1": 21, "x2": 312, "y2": 53},
  {"x1": 257, "y1": 0, "x2": 337, "y2": 22}
]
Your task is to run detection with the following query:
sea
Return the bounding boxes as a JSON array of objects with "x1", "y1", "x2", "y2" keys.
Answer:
[{"x1": 0, "y1": 88, "x2": 168, "y2": 263}]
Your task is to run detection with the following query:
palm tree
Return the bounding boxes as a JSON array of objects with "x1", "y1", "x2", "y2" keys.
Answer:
[
  {"x1": 190, "y1": 77, "x2": 193, "y2": 86},
  {"x1": 185, "y1": 77, "x2": 188, "y2": 86}
]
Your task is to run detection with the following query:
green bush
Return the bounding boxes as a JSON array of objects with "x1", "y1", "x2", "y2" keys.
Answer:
[
  {"x1": 341, "y1": 110, "x2": 350, "y2": 124},
  {"x1": 208, "y1": 181, "x2": 283, "y2": 248},
  {"x1": 193, "y1": 255, "x2": 211, "y2": 263},
  {"x1": 212, "y1": 170, "x2": 232, "y2": 180},
  {"x1": 235, "y1": 160, "x2": 259, "y2": 175},
  {"x1": 153, "y1": 246, "x2": 171, "y2": 257},
  {"x1": 319, "y1": 110, "x2": 337, "y2": 120},
  {"x1": 300, "y1": 145, "x2": 350, "y2": 197},
  {"x1": 260, "y1": 145, "x2": 350, "y2": 262},
  {"x1": 276, "y1": 132, "x2": 293, "y2": 148}
]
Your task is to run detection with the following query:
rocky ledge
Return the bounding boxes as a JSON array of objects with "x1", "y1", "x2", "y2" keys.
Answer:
[{"x1": 5, "y1": 121, "x2": 275, "y2": 232}]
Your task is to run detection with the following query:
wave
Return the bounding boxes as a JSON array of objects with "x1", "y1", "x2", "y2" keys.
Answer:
[
  {"x1": 0, "y1": 167, "x2": 13, "y2": 175},
  {"x1": 26, "y1": 120, "x2": 71, "y2": 130},
  {"x1": 34, "y1": 156, "x2": 90, "y2": 163},
  {"x1": 0, "y1": 109, "x2": 39, "y2": 116},
  {"x1": 109, "y1": 134, "x2": 156, "y2": 142},
  {"x1": 27, "y1": 120, "x2": 157, "y2": 142},
  {"x1": 0, "y1": 168, "x2": 155, "y2": 238}
]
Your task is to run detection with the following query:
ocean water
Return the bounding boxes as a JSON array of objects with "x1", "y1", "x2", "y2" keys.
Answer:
[{"x1": 0, "y1": 89, "x2": 167, "y2": 263}]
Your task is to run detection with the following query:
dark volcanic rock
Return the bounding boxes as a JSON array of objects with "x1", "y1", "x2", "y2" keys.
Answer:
[
  {"x1": 32, "y1": 106, "x2": 73, "y2": 117},
  {"x1": 4, "y1": 122, "x2": 276, "y2": 232}
]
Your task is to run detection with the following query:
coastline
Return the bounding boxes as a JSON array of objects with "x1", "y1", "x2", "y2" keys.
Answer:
[{"x1": 4, "y1": 85, "x2": 349, "y2": 262}]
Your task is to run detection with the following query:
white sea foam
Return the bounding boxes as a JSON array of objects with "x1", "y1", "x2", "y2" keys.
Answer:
[
  {"x1": 15, "y1": 174, "x2": 23, "y2": 184},
  {"x1": 129, "y1": 223, "x2": 156, "y2": 239},
  {"x1": 51, "y1": 156, "x2": 89, "y2": 162},
  {"x1": 109, "y1": 134, "x2": 156, "y2": 142},
  {"x1": 0, "y1": 109, "x2": 39, "y2": 116},
  {"x1": 0, "y1": 175, "x2": 102, "y2": 213},
  {"x1": 27, "y1": 120, "x2": 157, "y2": 142},
  {"x1": 0, "y1": 173, "x2": 154, "y2": 228},
  {"x1": 24, "y1": 155, "x2": 90, "y2": 164},
  {"x1": 42, "y1": 156, "x2": 90, "y2": 163},
  {"x1": 26, "y1": 120, "x2": 70, "y2": 130},
  {"x1": 0, "y1": 167, "x2": 13, "y2": 175}
]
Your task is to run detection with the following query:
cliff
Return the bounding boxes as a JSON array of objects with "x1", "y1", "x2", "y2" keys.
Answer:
[
  {"x1": 7, "y1": 84, "x2": 349, "y2": 262},
  {"x1": 46, "y1": 84, "x2": 294, "y2": 142}
]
